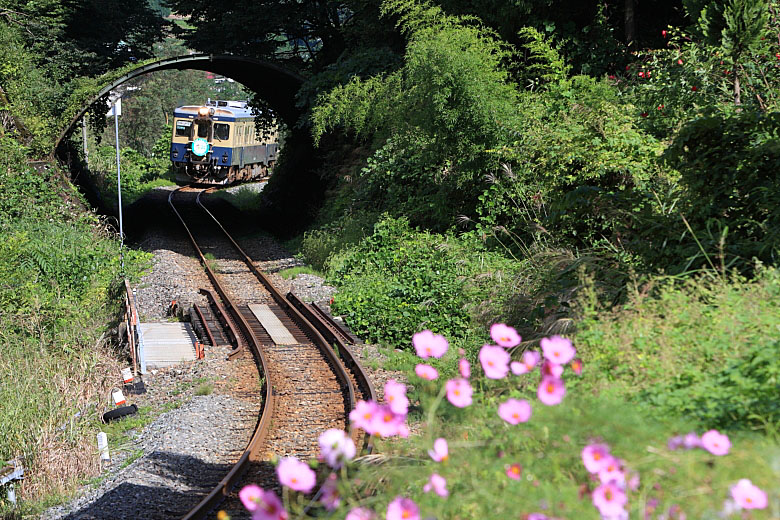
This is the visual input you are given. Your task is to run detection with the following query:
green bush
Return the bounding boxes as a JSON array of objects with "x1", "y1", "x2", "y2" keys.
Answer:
[
  {"x1": 311, "y1": 2, "x2": 519, "y2": 230},
  {"x1": 477, "y1": 76, "x2": 666, "y2": 254},
  {"x1": 299, "y1": 211, "x2": 376, "y2": 271},
  {"x1": 647, "y1": 337, "x2": 780, "y2": 429},
  {"x1": 327, "y1": 216, "x2": 515, "y2": 348},
  {"x1": 664, "y1": 110, "x2": 780, "y2": 266},
  {"x1": 574, "y1": 266, "x2": 780, "y2": 430},
  {"x1": 88, "y1": 128, "x2": 174, "y2": 207}
]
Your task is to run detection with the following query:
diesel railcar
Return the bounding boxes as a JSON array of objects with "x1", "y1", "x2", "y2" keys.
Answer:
[{"x1": 170, "y1": 100, "x2": 279, "y2": 185}]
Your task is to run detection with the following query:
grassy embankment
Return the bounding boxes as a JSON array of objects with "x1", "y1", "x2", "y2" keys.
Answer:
[{"x1": 0, "y1": 137, "x2": 151, "y2": 516}]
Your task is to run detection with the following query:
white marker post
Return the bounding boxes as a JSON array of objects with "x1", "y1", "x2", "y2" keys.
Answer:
[
  {"x1": 107, "y1": 96, "x2": 124, "y2": 272},
  {"x1": 97, "y1": 432, "x2": 110, "y2": 462}
]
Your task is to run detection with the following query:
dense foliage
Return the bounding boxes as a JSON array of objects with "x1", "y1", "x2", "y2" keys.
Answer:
[{"x1": 327, "y1": 216, "x2": 515, "y2": 346}]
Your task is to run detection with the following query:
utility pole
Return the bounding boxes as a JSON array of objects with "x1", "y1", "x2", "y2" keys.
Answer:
[
  {"x1": 107, "y1": 95, "x2": 124, "y2": 272},
  {"x1": 82, "y1": 118, "x2": 89, "y2": 166}
]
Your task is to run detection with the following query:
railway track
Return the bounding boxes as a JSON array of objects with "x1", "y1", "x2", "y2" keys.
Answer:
[{"x1": 168, "y1": 187, "x2": 375, "y2": 519}]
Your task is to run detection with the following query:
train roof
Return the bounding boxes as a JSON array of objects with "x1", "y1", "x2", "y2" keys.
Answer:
[{"x1": 174, "y1": 100, "x2": 254, "y2": 121}]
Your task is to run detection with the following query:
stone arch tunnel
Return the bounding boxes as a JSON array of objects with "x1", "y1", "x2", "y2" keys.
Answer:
[{"x1": 53, "y1": 53, "x2": 306, "y2": 156}]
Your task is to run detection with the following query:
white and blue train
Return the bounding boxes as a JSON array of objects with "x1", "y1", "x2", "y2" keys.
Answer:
[{"x1": 170, "y1": 100, "x2": 279, "y2": 185}]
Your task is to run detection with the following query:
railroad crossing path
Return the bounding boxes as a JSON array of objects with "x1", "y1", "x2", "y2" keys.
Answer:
[{"x1": 140, "y1": 322, "x2": 198, "y2": 369}]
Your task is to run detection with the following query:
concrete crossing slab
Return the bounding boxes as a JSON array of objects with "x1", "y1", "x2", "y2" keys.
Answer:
[
  {"x1": 248, "y1": 304, "x2": 297, "y2": 345},
  {"x1": 139, "y1": 322, "x2": 197, "y2": 368}
]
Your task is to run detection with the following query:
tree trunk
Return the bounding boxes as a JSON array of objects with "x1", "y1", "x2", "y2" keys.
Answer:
[
  {"x1": 734, "y1": 72, "x2": 741, "y2": 105},
  {"x1": 625, "y1": 0, "x2": 636, "y2": 45}
]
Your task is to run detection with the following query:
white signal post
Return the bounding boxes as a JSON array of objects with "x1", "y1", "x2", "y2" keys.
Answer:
[{"x1": 107, "y1": 96, "x2": 124, "y2": 272}]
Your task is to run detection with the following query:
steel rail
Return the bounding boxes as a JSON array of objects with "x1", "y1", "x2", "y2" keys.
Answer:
[
  {"x1": 286, "y1": 292, "x2": 377, "y2": 452},
  {"x1": 310, "y1": 302, "x2": 359, "y2": 345},
  {"x1": 191, "y1": 303, "x2": 217, "y2": 349},
  {"x1": 199, "y1": 287, "x2": 244, "y2": 359},
  {"x1": 168, "y1": 188, "x2": 275, "y2": 520},
  {"x1": 194, "y1": 190, "x2": 358, "y2": 417}
]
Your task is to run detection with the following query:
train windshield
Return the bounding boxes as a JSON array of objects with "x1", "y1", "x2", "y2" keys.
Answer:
[
  {"x1": 214, "y1": 123, "x2": 230, "y2": 141},
  {"x1": 175, "y1": 120, "x2": 192, "y2": 137},
  {"x1": 196, "y1": 122, "x2": 209, "y2": 138}
]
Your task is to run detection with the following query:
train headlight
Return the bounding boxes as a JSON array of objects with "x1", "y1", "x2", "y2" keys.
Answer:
[
  {"x1": 222, "y1": 153, "x2": 228, "y2": 163},
  {"x1": 198, "y1": 107, "x2": 209, "y2": 116}
]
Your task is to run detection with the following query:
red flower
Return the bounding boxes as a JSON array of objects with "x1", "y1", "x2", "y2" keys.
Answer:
[
  {"x1": 608, "y1": 74, "x2": 616, "y2": 80},
  {"x1": 677, "y1": 59, "x2": 683, "y2": 65},
  {"x1": 691, "y1": 86, "x2": 698, "y2": 91},
  {"x1": 638, "y1": 71, "x2": 645, "y2": 78},
  {"x1": 776, "y1": 53, "x2": 780, "y2": 60},
  {"x1": 662, "y1": 30, "x2": 667, "y2": 38},
  {"x1": 657, "y1": 104, "x2": 664, "y2": 110},
  {"x1": 724, "y1": 70, "x2": 730, "y2": 75},
  {"x1": 640, "y1": 112, "x2": 648, "y2": 118}
]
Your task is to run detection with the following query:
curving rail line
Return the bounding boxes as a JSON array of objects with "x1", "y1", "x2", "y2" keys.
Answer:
[{"x1": 167, "y1": 187, "x2": 376, "y2": 519}]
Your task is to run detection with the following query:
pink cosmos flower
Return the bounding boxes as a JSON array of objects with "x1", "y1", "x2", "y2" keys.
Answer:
[
  {"x1": 527, "y1": 515, "x2": 549, "y2": 520},
  {"x1": 277, "y1": 457, "x2": 316, "y2": 493},
  {"x1": 730, "y1": 479, "x2": 768, "y2": 510},
  {"x1": 446, "y1": 378, "x2": 473, "y2": 407},
  {"x1": 318, "y1": 428, "x2": 356, "y2": 468},
  {"x1": 386, "y1": 497, "x2": 420, "y2": 520},
  {"x1": 540, "y1": 360, "x2": 563, "y2": 378},
  {"x1": 423, "y1": 473, "x2": 448, "y2": 497},
  {"x1": 413, "y1": 330, "x2": 448, "y2": 358},
  {"x1": 683, "y1": 432, "x2": 700, "y2": 449},
  {"x1": 511, "y1": 350, "x2": 540, "y2": 375},
  {"x1": 384, "y1": 379, "x2": 409, "y2": 416},
  {"x1": 497, "y1": 398, "x2": 532, "y2": 425},
  {"x1": 570, "y1": 358, "x2": 583, "y2": 375},
  {"x1": 598, "y1": 456, "x2": 626, "y2": 486},
  {"x1": 592, "y1": 482, "x2": 628, "y2": 517},
  {"x1": 479, "y1": 345, "x2": 510, "y2": 379},
  {"x1": 537, "y1": 376, "x2": 565, "y2": 406},
  {"x1": 415, "y1": 363, "x2": 439, "y2": 380},
  {"x1": 371, "y1": 404, "x2": 406, "y2": 438},
  {"x1": 239, "y1": 485, "x2": 288, "y2": 520},
  {"x1": 540, "y1": 335, "x2": 576, "y2": 365},
  {"x1": 582, "y1": 444, "x2": 611, "y2": 473},
  {"x1": 667, "y1": 435, "x2": 684, "y2": 450},
  {"x1": 490, "y1": 323, "x2": 521, "y2": 348},
  {"x1": 428, "y1": 438, "x2": 448, "y2": 462},
  {"x1": 506, "y1": 463, "x2": 522, "y2": 480},
  {"x1": 345, "y1": 507, "x2": 375, "y2": 520},
  {"x1": 701, "y1": 429, "x2": 730, "y2": 456},
  {"x1": 349, "y1": 400, "x2": 380, "y2": 433},
  {"x1": 319, "y1": 474, "x2": 340, "y2": 511},
  {"x1": 459, "y1": 358, "x2": 471, "y2": 378},
  {"x1": 628, "y1": 472, "x2": 641, "y2": 491},
  {"x1": 240, "y1": 484, "x2": 264, "y2": 512}
]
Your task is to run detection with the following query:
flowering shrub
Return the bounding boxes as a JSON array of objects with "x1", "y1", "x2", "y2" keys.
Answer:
[{"x1": 230, "y1": 325, "x2": 775, "y2": 520}]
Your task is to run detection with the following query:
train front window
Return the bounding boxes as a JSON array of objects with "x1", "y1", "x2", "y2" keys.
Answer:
[
  {"x1": 175, "y1": 120, "x2": 192, "y2": 137},
  {"x1": 214, "y1": 123, "x2": 230, "y2": 141},
  {"x1": 196, "y1": 122, "x2": 210, "y2": 138}
]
